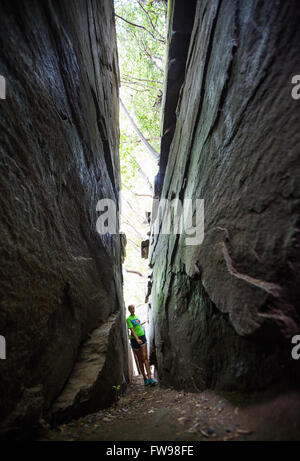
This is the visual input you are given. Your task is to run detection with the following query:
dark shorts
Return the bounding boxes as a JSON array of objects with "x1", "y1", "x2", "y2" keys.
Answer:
[{"x1": 130, "y1": 335, "x2": 147, "y2": 351}]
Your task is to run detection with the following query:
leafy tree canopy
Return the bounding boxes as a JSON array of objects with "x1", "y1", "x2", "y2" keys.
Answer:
[{"x1": 115, "y1": 0, "x2": 167, "y2": 180}]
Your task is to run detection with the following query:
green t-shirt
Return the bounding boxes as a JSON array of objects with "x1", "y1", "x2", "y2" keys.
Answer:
[{"x1": 126, "y1": 315, "x2": 144, "y2": 339}]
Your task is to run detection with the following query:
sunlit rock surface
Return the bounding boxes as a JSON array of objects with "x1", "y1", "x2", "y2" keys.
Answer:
[
  {"x1": 0, "y1": 0, "x2": 128, "y2": 438},
  {"x1": 149, "y1": 0, "x2": 300, "y2": 391},
  {"x1": 50, "y1": 313, "x2": 125, "y2": 425}
]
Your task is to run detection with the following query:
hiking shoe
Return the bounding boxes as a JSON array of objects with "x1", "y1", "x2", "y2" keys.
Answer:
[
  {"x1": 148, "y1": 378, "x2": 156, "y2": 386},
  {"x1": 144, "y1": 378, "x2": 150, "y2": 386}
]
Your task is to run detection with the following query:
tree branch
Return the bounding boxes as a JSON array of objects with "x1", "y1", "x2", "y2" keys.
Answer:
[
  {"x1": 121, "y1": 79, "x2": 158, "y2": 90},
  {"x1": 122, "y1": 182, "x2": 153, "y2": 202},
  {"x1": 122, "y1": 194, "x2": 146, "y2": 222},
  {"x1": 136, "y1": 0, "x2": 166, "y2": 42},
  {"x1": 122, "y1": 75, "x2": 163, "y2": 85},
  {"x1": 115, "y1": 13, "x2": 165, "y2": 43},
  {"x1": 126, "y1": 151, "x2": 153, "y2": 193},
  {"x1": 136, "y1": 35, "x2": 164, "y2": 73},
  {"x1": 121, "y1": 83, "x2": 151, "y2": 93},
  {"x1": 127, "y1": 239, "x2": 141, "y2": 252},
  {"x1": 120, "y1": 98, "x2": 160, "y2": 161},
  {"x1": 122, "y1": 219, "x2": 144, "y2": 239},
  {"x1": 124, "y1": 268, "x2": 147, "y2": 278},
  {"x1": 127, "y1": 29, "x2": 164, "y2": 74},
  {"x1": 133, "y1": 193, "x2": 153, "y2": 197},
  {"x1": 121, "y1": 136, "x2": 160, "y2": 145}
]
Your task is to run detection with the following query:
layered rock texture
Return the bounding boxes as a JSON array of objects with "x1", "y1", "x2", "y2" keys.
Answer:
[
  {"x1": 149, "y1": 0, "x2": 300, "y2": 391},
  {"x1": 0, "y1": 0, "x2": 128, "y2": 437},
  {"x1": 50, "y1": 313, "x2": 124, "y2": 425}
]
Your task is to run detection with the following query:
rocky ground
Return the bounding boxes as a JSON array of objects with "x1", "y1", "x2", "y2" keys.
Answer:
[{"x1": 38, "y1": 376, "x2": 300, "y2": 441}]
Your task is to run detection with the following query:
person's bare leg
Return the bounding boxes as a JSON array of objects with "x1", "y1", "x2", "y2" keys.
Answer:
[
  {"x1": 135, "y1": 350, "x2": 146, "y2": 379},
  {"x1": 133, "y1": 350, "x2": 143, "y2": 376},
  {"x1": 140, "y1": 344, "x2": 151, "y2": 380}
]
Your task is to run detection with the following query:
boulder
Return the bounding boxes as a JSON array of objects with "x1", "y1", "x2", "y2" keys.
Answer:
[
  {"x1": 149, "y1": 0, "x2": 300, "y2": 391},
  {"x1": 50, "y1": 313, "x2": 127, "y2": 425},
  {"x1": 0, "y1": 0, "x2": 128, "y2": 437}
]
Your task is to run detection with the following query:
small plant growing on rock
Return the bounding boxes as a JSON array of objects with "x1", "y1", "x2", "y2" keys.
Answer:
[{"x1": 112, "y1": 384, "x2": 121, "y2": 401}]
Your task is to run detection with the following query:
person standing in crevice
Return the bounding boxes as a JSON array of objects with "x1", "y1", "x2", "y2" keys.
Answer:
[{"x1": 126, "y1": 304, "x2": 156, "y2": 386}]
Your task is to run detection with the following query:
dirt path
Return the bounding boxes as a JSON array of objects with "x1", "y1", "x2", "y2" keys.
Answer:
[{"x1": 39, "y1": 376, "x2": 300, "y2": 441}]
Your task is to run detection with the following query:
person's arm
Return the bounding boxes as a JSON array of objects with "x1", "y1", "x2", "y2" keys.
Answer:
[{"x1": 130, "y1": 327, "x2": 142, "y2": 344}]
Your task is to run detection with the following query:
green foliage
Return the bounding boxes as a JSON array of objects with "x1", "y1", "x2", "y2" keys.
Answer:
[
  {"x1": 119, "y1": 133, "x2": 138, "y2": 188},
  {"x1": 115, "y1": 0, "x2": 167, "y2": 186}
]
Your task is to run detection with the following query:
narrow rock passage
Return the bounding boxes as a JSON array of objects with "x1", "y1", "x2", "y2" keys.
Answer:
[{"x1": 39, "y1": 377, "x2": 300, "y2": 441}]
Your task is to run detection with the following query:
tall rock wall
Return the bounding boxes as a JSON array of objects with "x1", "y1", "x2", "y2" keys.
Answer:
[
  {"x1": 0, "y1": 0, "x2": 128, "y2": 437},
  {"x1": 149, "y1": 0, "x2": 300, "y2": 392}
]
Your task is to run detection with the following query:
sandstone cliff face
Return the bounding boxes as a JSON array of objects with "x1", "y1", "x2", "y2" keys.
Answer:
[
  {"x1": 0, "y1": 0, "x2": 128, "y2": 437},
  {"x1": 149, "y1": 0, "x2": 300, "y2": 391}
]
